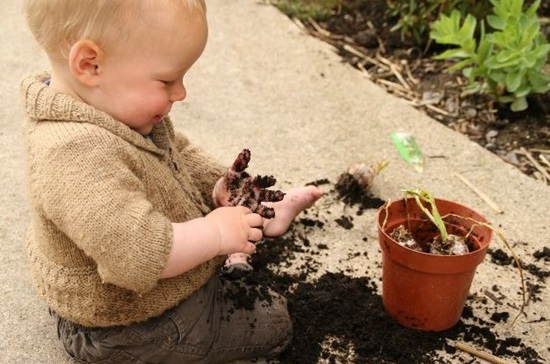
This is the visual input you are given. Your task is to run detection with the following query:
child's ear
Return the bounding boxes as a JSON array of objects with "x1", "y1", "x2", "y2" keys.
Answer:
[{"x1": 68, "y1": 40, "x2": 105, "y2": 87}]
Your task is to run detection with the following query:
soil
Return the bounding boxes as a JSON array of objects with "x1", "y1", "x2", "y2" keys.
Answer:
[
  {"x1": 281, "y1": 0, "x2": 550, "y2": 186},
  {"x1": 224, "y1": 174, "x2": 549, "y2": 363},
  {"x1": 389, "y1": 224, "x2": 472, "y2": 255}
]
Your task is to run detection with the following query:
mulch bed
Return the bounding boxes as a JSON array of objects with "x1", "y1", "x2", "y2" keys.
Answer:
[{"x1": 279, "y1": 0, "x2": 550, "y2": 186}]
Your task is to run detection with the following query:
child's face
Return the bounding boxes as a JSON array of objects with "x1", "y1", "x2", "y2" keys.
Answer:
[{"x1": 91, "y1": 5, "x2": 207, "y2": 135}]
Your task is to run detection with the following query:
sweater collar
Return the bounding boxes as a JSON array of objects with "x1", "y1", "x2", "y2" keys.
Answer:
[{"x1": 21, "y1": 72, "x2": 174, "y2": 155}]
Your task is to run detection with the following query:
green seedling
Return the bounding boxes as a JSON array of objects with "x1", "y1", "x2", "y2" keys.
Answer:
[{"x1": 403, "y1": 188, "x2": 448, "y2": 241}]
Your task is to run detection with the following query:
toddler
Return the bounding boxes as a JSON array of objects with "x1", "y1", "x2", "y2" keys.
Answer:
[{"x1": 21, "y1": 0, "x2": 322, "y2": 363}]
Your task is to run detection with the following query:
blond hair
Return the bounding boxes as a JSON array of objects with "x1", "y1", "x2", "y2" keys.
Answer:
[{"x1": 24, "y1": 0, "x2": 206, "y2": 58}]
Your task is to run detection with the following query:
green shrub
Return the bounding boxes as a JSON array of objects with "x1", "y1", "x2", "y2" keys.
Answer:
[
  {"x1": 387, "y1": 0, "x2": 492, "y2": 45},
  {"x1": 430, "y1": 0, "x2": 550, "y2": 111}
]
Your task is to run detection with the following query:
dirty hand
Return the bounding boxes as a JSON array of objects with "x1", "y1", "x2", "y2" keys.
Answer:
[
  {"x1": 204, "y1": 206, "x2": 263, "y2": 256},
  {"x1": 214, "y1": 149, "x2": 285, "y2": 219}
]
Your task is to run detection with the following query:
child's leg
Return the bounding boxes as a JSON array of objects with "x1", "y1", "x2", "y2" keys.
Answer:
[
  {"x1": 222, "y1": 185, "x2": 322, "y2": 277},
  {"x1": 53, "y1": 275, "x2": 291, "y2": 363},
  {"x1": 210, "y1": 277, "x2": 293, "y2": 362}
]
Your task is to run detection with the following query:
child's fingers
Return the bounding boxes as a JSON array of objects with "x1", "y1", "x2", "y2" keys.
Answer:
[
  {"x1": 244, "y1": 242, "x2": 257, "y2": 254},
  {"x1": 253, "y1": 174, "x2": 276, "y2": 188},
  {"x1": 244, "y1": 209, "x2": 264, "y2": 227},
  {"x1": 256, "y1": 204, "x2": 275, "y2": 219},
  {"x1": 231, "y1": 148, "x2": 251, "y2": 173},
  {"x1": 248, "y1": 227, "x2": 263, "y2": 243},
  {"x1": 259, "y1": 189, "x2": 285, "y2": 203}
]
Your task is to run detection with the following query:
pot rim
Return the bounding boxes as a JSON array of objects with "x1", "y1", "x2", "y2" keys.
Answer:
[{"x1": 377, "y1": 197, "x2": 494, "y2": 273}]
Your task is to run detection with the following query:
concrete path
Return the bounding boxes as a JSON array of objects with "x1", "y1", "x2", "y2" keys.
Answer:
[{"x1": 1, "y1": 1, "x2": 549, "y2": 363}]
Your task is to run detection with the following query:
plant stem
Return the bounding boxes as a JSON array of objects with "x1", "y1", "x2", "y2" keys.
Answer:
[{"x1": 403, "y1": 189, "x2": 449, "y2": 241}]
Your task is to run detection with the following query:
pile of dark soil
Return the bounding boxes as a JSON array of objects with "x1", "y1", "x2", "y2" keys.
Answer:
[{"x1": 227, "y1": 175, "x2": 549, "y2": 363}]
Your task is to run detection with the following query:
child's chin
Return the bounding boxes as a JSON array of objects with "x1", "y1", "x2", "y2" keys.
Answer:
[{"x1": 152, "y1": 115, "x2": 165, "y2": 124}]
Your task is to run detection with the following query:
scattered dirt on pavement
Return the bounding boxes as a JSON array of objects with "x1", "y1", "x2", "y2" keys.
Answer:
[
  {"x1": 247, "y1": 3, "x2": 550, "y2": 361},
  {"x1": 216, "y1": 2, "x2": 550, "y2": 351},
  {"x1": 226, "y1": 175, "x2": 549, "y2": 363}
]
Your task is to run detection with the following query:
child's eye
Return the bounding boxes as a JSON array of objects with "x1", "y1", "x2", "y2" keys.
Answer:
[{"x1": 159, "y1": 79, "x2": 174, "y2": 85}]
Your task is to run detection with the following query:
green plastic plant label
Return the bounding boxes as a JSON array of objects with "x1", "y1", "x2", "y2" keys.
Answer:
[{"x1": 391, "y1": 132, "x2": 424, "y2": 172}]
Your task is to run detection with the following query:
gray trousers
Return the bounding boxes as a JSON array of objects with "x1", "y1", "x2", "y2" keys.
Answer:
[{"x1": 53, "y1": 275, "x2": 292, "y2": 364}]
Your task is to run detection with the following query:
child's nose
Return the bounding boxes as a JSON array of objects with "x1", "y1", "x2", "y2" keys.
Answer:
[{"x1": 170, "y1": 81, "x2": 187, "y2": 102}]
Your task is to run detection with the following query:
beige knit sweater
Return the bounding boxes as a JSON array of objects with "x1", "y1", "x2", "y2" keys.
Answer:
[{"x1": 21, "y1": 72, "x2": 226, "y2": 327}]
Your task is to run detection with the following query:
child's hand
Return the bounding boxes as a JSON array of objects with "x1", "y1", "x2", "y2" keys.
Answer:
[
  {"x1": 214, "y1": 149, "x2": 285, "y2": 218},
  {"x1": 205, "y1": 206, "x2": 263, "y2": 255}
]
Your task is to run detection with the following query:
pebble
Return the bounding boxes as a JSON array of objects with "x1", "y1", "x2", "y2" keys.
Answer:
[{"x1": 486, "y1": 130, "x2": 499, "y2": 139}]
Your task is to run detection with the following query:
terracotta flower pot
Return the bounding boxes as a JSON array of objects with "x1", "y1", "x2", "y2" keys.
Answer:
[{"x1": 377, "y1": 198, "x2": 493, "y2": 331}]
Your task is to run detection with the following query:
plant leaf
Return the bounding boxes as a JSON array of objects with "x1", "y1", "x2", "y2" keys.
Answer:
[
  {"x1": 528, "y1": 70, "x2": 550, "y2": 93},
  {"x1": 510, "y1": 96, "x2": 528, "y2": 111},
  {"x1": 434, "y1": 48, "x2": 472, "y2": 60},
  {"x1": 514, "y1": 84, "x2": 531, "y2": 98},
  {"x1": 449, "y1": 58, "x2": 475, "y2": 72},
  {"x1": 530, "y1": 44, "x2": 550, "y2": 60},
  {"x1": 458, "y1": 14, "x2": 478, "y2": 40},
  {"x1": 477, "y1": 37, "x2": 493, "y2": 62},
  {"x1": 485, "y1": 55, "x2": 520, "y2": 69},
  {"x1": 505, "y1": 69, "x2": 524, "y2": 92},
  {"x1": 486, "y1": 14, "x2": 505, "y2": 30},
  {"x1": 526, "y1": 0, "x2": 541, "y2": 17}
]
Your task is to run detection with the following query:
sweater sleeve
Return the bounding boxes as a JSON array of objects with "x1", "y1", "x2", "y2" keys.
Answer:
[
  {"x1": 32, "y1": 129, "x2": 172, "y2": 294},
  {"x1": 173, "y1": 131, "x2": 226, "y2": 209}
]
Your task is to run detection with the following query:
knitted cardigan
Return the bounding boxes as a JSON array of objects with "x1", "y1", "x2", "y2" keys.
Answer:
[{"x1": 21, "y1": 72, "x2": 226, "y2": 327}]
